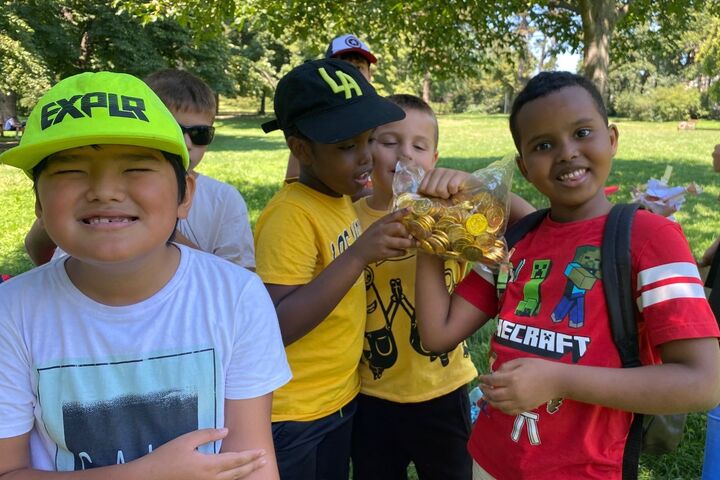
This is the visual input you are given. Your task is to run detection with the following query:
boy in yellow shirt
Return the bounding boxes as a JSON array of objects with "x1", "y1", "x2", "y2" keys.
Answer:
[
  {"x1": 255, "y1": 59, "x2": 413, "y2": 480},
  {"x1": 352, "y1": 94, "x2": 477, "y2": 479}
]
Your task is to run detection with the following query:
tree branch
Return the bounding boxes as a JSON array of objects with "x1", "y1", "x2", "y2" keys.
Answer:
[{"x1": 549, "y1": 0, "x2": 580, "y2": 14}]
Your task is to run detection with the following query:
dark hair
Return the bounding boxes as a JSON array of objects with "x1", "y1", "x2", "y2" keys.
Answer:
[
  {"x1": 385, "y1": 94, "x2": 439, "y2": 147},
  {"x1": 32, "y1": 148, "x2": 188, "y2": 203},
  {"x1": 509, "y1": 71, "x2": 607, "y2": 151},
  {"x1": 145, "y1": 69, "x2": 216, "y2": 116},
  {"x1": 335, "y1": 52, "x2": 371, "y2": 68}
]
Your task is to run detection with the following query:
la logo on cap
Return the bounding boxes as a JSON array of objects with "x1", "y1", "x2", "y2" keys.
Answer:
[{"x1": 318, "y1": 67, "x2": 362, "y2": 100}]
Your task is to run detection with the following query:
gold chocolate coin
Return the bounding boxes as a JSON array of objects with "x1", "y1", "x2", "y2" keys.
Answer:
[{"x1": 465, "y1": 214, "x2": 488, "y2": 236}]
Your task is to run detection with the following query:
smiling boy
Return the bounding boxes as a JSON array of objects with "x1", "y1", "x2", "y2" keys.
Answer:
[{"x1": 0, "y1": 72, "x2": 290, "y2": 479}]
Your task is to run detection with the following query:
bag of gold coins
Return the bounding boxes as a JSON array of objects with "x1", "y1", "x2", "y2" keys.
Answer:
[{"x1": 391, "y1": 154, "x2": 515, "y2": 269}]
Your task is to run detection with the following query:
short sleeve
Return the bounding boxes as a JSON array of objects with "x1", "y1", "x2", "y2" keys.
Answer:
[
  {"x1": 215, "y1": 188, "x2": 255, "y2": 269},
  {"x1": 0, "y1": 298, "x2": 35, "y2": 438},
  {"x1": 632, "y1": 215, "x2": 719, "y2": 347},
  {"x1": 454, "y1": 265, "x2": 499, "y2": 317},
  {"x1": 224, "y1": 274, "x2": 291, "y2": 399},
  {"x1": 255, "y1": 202, "x2": 320, "y2": 285}
]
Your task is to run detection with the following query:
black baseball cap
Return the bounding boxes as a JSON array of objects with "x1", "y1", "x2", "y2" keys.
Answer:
[{"x1": 261, "y1": 59, "x2": 405, "y2": 144}]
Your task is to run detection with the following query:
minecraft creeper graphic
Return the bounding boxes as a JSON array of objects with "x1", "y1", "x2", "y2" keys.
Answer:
[{"x1": 515, "y1": 260, "x2": 552, "y2": 316}]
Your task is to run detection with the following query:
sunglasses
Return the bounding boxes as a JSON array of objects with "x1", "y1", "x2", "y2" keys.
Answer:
[{"x1": 179, "y1": 124, "x2": 215, "y2": 146}]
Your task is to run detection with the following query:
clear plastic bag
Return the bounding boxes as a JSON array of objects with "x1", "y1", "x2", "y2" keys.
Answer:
[{"x1": 391, "y1": 154, "x2": 515, "y2": 269}]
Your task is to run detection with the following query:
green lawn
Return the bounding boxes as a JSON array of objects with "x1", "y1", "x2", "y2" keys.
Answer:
[{"x1": 0, "y1": 113, "x2": 718, "y2": 479}]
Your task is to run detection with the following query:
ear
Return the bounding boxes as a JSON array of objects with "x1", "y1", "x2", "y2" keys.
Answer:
[
  {"x1": 431, "y1": 150, "x2": 439, "y2": 168},
  {"x1": 287, "y1": 136, "x2": 313, "y2": 166},
  {"x1": 177, "y1": 173, "x2": 196, "y2": 220},
  {"x1": 608, "y1": 124, "x2": 619, "y2": 157},
  {"x1": 515, "y1": 153, "x2": 529, "y2": 180},
  {"x1": 35, "y1": 196, "x2": 43, "y2": 219}
]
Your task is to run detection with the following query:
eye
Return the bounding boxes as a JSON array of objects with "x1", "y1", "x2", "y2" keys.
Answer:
[
  {"x1": 414, "y1": 144, "x2": 427, "y2": 151},
  {"x1": 534, "y1": 142, "x2": 552, "y2": 152},
  {"x1": 53, "y1": 169, "x2": 85, "y2": 175},
  {"x1": 576, "y1": 128, "x2": 591, "y2": 138},
  {"x1": 381, "y1": 141, "x2": 397, "y2": 146},
  {"x1": 338, "y1": 143, "x2": 355, "y2": 151}
]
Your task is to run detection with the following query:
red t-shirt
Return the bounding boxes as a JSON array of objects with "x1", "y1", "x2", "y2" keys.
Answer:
[{"x1": 455, "y1": 210, "x2": 718, "y2": 479}]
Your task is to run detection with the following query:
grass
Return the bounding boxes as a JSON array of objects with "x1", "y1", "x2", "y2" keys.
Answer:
[{"x1": 0, "y1": 113, "x2": 718, "y2": 479}]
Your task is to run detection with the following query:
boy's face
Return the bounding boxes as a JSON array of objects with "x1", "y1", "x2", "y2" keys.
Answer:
[
  {"x1": 372, "y1": 108, "x2": 438, "y2": 198},
  {"x1": 35, "y1": 144, "x2": 193, "y2": 265},
  {"x1": 290, "y1": 130, "x2": 374, "y2": 197},
  {"x1": 514, "y1": 86, "x2": 618, "y2": 222},
  {"x1": 173, "y1": 109, "x2": 214, "y2": 172},
  {"x1": 338, "y1": 56, "x2": 372, "y2": 81}
]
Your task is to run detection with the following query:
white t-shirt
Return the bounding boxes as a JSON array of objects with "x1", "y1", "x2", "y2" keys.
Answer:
[
  {"x1": 0, "y1": 245, "x2": 290, "y2": 471},
  {"x1": 178, "y1": 174, "x2": 255, "y2": 268}
]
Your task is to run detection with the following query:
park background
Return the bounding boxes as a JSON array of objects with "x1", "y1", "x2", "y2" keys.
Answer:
[{"x1": 1, "y1": 1, "x2": 719, "y2": 479}]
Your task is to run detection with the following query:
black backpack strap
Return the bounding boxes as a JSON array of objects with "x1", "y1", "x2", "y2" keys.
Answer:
[
  {"x1": 495, "y1": 209, "x2": 550, "y2": 295},
  {"x1": 505, "y1": 208, "x2": 550, "y2": 249},
  {"x1": 601, "y1": 203, "x2": 642, "y2": 480}
]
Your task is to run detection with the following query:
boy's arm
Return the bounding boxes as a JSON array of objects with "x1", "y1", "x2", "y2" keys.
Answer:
[
  {"x1": 0, "y1": 429, "x2": 269, "y2": 479},
  {"x1": 415, "y1": 251, "x2": 491, "y2": 353},
  {"x1": 480, "y1": 337, "x2": 720, "y2": 415},
  {"x1": 24, "y1": 219, "x2": 57, "y2": 266},
  {"x1": 221, "y1": 395, "x2": 277, "y2": 480},
  {"x1": 266, "y1": 210, "x2": 414, "y2": 345},
  {"x1": 508, "y1": 193, "x2": 535, "y2": 225}
]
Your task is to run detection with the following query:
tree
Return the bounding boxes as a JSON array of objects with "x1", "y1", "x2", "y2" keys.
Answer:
[{"x1": 528, "y1": 0, "x2": 718, "y2": 100}]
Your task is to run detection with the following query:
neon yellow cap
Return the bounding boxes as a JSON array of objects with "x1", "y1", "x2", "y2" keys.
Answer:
[{"x1": 0, "y1": 72, "x2": 189, "y2": 175}]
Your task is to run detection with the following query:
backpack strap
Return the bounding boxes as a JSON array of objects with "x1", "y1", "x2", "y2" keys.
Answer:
[
  {"x1": 601, "y1": 203, "x2": 642, "y2": 480},
  {"x1": 505, "y1": 208, "x2": 550, "y2": 250},
  {"x1": 496, "y1": 209, "x2": 550, "y2": 295}
]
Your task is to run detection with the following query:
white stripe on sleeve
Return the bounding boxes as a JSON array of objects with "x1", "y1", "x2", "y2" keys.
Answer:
[
  {"x1": 636, "y1": 262, "x2": 700, "y2": 290},
  {"x1": 637, "y1": 282, "x2": 706, "y2": 312}
]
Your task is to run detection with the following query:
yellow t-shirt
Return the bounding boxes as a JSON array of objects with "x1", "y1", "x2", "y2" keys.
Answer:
[
  {"x1": 354, "y1": 197, "x2": 477, "y2": 402},
  {"x1": 255, "y1": 183, "x2": 365, "y2": 421}
]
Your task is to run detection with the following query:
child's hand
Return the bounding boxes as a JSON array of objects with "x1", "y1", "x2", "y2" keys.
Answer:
[
  {"x1": 478, "y1": 358, "x2": 564, "y2": 415},
  {"x1": 418, "y1": 168, "x2": 477, "y2": 199},
  {"x1": 351, "y1": 209, "x2": 415, "y2": 264},
  {"x1": 136, "y1": 428, "x2": 267, "y2": 480}
]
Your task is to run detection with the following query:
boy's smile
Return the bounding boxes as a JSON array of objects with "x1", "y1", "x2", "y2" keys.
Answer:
[
  {"x1": 515, "y1": 86, "x2": 618, "y2": 222},
  {"x1": 36, "y1": 145, "x2": 193, "y2": 267}
]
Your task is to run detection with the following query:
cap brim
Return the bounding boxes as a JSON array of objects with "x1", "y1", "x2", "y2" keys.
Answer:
[
  {"x1": 296, "y1": 95, "x2": 405, "y2": 144},
  {"x1": 331, "y1": 48, "x2": 378, "y2": 64},
  {"x1": 0, "y1": 133, "x2": 190, "y2": 177}
]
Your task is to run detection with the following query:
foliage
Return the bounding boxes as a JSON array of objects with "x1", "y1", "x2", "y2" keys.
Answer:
[{"x1": 614, "y1": 85, "x2": 702, "y2": 121}]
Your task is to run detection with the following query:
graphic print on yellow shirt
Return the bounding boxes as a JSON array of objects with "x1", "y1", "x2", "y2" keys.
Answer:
[{"x1": 355, "y1": 197, "x2": 477, "y2": 403}]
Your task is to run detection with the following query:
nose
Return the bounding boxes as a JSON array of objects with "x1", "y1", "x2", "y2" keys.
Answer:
[
  {"x1": 398, "y1": 142, "x2": 413, "y2": 162},
  {"x1": 358, "y1": 143, "x2": 372, "y2": 166},
  {"x1": 85, "y1": 167, "x2": 125, "y2": 202},
  {"x1": 557, "y1": 138, "x2": 579, "y2": 162},
  {"x1": 184, "y1": 132, "x2": 194, "y2": 151}
]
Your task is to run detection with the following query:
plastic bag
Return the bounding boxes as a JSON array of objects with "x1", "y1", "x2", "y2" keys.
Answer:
[{"x1": 391, "y1": 154, "x2": 515, "y2": 268}]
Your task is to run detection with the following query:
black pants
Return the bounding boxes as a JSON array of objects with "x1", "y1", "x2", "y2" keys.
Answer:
[
  {"x1": 273, "y1": 398, "x2": 356, "y2": 480},
  {"x1": 351, "y1": 386, "x2": 472, "y2": 480}
]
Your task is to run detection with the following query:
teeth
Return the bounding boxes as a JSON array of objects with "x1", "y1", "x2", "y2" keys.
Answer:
[
  {"x1": 559, "y1": 168, "x2": 586, "y2": 181},
  {"x1": 87, "y1": 217, "x2": 132, "y2": 224}
]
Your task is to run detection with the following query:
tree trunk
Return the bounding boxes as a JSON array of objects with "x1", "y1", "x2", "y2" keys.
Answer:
[
  {"x1": 422, "y1": 72, "x2": 431, "y2": 103},
  {"x1": 0, "y1": 92, "x2": 17, "y2": 119},
  {"x1": 579, "y1": 0, "x2": 618, "y2": 102},
  {"x1": 259, "y1": 90, "x2": 266, "y2": 115}
]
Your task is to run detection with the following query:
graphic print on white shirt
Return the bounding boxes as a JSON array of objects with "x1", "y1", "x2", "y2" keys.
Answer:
[{"x1": 37, "y1": 348, "x2": 217, "y2": 470}]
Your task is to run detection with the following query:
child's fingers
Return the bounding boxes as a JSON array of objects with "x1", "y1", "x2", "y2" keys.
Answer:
[
  {"x1": 183, "y1": 428, "x2": 228, "y2": 450},
  {"x1": 214, "y1": 450, "x2": 267, "y2": 479}
]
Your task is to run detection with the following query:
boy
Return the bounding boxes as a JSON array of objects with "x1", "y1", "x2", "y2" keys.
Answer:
[
  {"x1": 415, "y1": 71, "x2": 720, "y2": 479},
  {"x1": 0, "y1": 72, "x2": 290, "y2": 479},
  {"x1": 351, "y1": 94, "x2": 477, "y2": 480},
  {"x1": 24, "y1": 69, "x2": 255, "y2": 270},
  {"x1": 284, "y1": 33, "x2": 376, "y2": 189},
  {"x1": 255, "y1": 58, "x2": 412, "y2": 480}
]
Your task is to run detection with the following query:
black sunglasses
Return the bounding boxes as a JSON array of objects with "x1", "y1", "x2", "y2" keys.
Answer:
[{"x1": 179, "y1": 124, "x2": 215, "y2": 146}]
